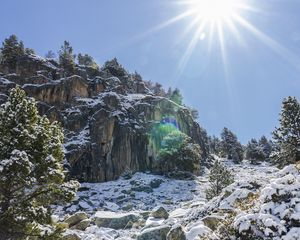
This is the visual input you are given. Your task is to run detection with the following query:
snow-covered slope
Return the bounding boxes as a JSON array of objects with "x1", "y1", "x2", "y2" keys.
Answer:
[{"x1": 54, "y1": 160, "x2": 291, "y2": 240}]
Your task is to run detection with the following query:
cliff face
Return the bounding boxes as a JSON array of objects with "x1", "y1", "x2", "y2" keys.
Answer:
[{"x1": 0, "y1": 55, "x2": 209, "y2": 182}]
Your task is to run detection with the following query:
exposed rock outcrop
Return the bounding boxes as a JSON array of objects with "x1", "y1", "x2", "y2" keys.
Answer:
[{"x1": 0, "y1": 54, "x2": 210, "y2": 182}]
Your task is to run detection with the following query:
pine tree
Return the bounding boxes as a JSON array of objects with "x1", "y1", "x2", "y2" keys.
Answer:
[
  {"x1": 219, "y1": 127, "x2": 243, "y2": 163},
  {"x1": 0, "y1": 87, "x2": 79, "y2": 239},
  {"x1": 45, "y1": 50, "x2": 56, "y2": 59},
  {"x1": 188, "y1": 107, "x2": 199, "y2": 120},
  {"x1": 0, "y1": 35, "x2": 25, "y2": 68},
  {"x1": 25, "y1": 47, "x2": 35, "y2": 55},
  {"x1": 166, "y1": 87, "x2": 172, "y2": 98},
  {"x1": 272, "y1": 96, "x2": 300, "y2": 167},
  {"x1": 245, "y1": 138, "x2": 265, "y2": 164},
  {"x1": 258, "y1": 135, "x2": 273, "y2": 159},
  {"x1": 170, "y1": 88, "x2": 183, "y2": 105},
  {"x1": 208, "y1": 135, "x2": 221, "y2": 155},
  {"x1": 158, "y1": 131, "x2": 201, "y2": 175},
  {"x1": 77, "y1": 53, "x2": 99, "y2": 70},
  {"x1": 58, "y1": 40, "x2": 76, "y2": 75},
  {"x1": 205, "y1": 160, "x2": 234, "y2": 200}
]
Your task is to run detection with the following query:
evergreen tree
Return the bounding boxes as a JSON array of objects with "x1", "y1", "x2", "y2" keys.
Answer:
[
  {"x1": 258, "y1": 135, "x2": 273, "y2": 159},
  {"x1": 102, "y1": 58, "x2": 128, "y2": 77},
  {"x1": 219, "y1": 127, "x2": 243, "y2": 163},
  {"x1": 158, "y1": 131, "x2": 201, "y2": 175},
  {"x1": 0, "y1": 35, "x2": 25, "y2": 67},
  {"x1": 272, "y1": 96, "x2": 300, "y2": 167},
  {"x1": 25, "y1": 47, "x2": 35, "y2": 55},
  {"x1": 45, "y1": 50, "x2": 56, "y2": 59},
  {"x1": 166, "y1": 87, "x2": 172, "y2": 98},
  {"x1": 0, "y1": 87, "x2": 79, "y2": 239},
  {"x1": 188, "y1": 107, "x2": 199, "y2": 120},
  {"x1": 170, "y1": 88, "x2": 183, "y2": 105},
  {"x1": 77, "y1": 53, "x2": 99, "y2": 70},
  {"x1": 58, "y1": 40, "x2": 76, "y2": 75},
  {"x1": 153, "y1": 82, "x2": 166, "y2": 96},
  {"x1": 208, "y1": 135, "x2": 221, "y2": 156},
  {"x1": 245, "y1": 138, "x2": 265, "y2": 164},
  {"x1": 132, "y1": 71, "x2": 143, "y2": 82},
  {"x1": 205, "y1": 160, "x2": 234, "y2": 200}
]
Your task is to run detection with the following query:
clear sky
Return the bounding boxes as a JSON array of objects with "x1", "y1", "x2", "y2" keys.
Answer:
[{"x1": 1, "y1": 0, "x2": 300, "y2": 143}]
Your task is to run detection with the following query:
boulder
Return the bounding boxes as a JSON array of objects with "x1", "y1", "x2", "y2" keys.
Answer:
[
  {"x1": 201, "y1": 215, "x2": 224, "y2": 231},
  {"x1": 70, "y1": 219, "x2": 91, "y2": 231},
  {"x1": 62, "y1": 232, "x2": 81, "y2": 240},
  {"x1": 166, "y1": 224, "x2": 186, "y2": 240},
  {"x1": 65, "y1": 212, "x2": 88, "y2": 227},
  {"x1": 149, "y1": 179, "x2": 164, "y2": 188},
  {"x1": 151, "y1": 206, "x2": 169, "y2": 219},
  {"x1": 132, "y1": 185, "x2": 153, "y2": 193},
  {"x1": 94, "y1": 211, "x2": 140, "y2": 229},
  {"x1": 137, "y1": 225, "x2": 171, "y2": 240}
]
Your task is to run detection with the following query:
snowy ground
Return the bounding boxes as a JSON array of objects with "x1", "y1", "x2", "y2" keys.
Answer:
[
  {"x1": 55, "y1": 172, "x2": 208, "y2": 215},
  {"x1": 55, "y1": 160, "x2": 279, "y2": 239}
]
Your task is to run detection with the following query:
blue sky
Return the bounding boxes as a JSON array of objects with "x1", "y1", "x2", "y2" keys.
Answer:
[{"x1": 1, "y1": 0, "x2": 300, "y2": 143}]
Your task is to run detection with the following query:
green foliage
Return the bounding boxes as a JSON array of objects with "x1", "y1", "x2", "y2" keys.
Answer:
[
  {"x1": 58, "y1": 40, "x2": 76, "y2": 75},
  {"x1": 0, "y1": 87, "x2": 79, "y2": 239},
  {"x1": 149, "y1": 122, "x2": 179, "y2": 152},
  {"x1": 78, "y1": 53, "x2": 99, "y2": 70},
  {"x1": 245, "y1": 139, "x2": 265, "y2": 164},
  {"x1": 220, "y1": 127, "x2": 243, "y2": 163},
  {"x1": 45, "y1": 50, "x2": 56, "y2": 59},
  {"x1": 272, "y1": 96, "x2": 300, "y2": 167},
  {"x1": 258, "y1": 136, "x2": 273, "y2": 160},
  {"x1": 170, "y1": 88, "x2": 183, "y2": 105},
  {"x1": 158, "y1": 131, "x2": 201, "y2": 174},
  {"x1": 208, "y1": 135, "x2": 221, "y2": 155},
  {"x1": 188, "y1": 107, "x2": 199, "y2": 120},
  {"x1": 0, "y1": 34, "x2": 25, "y2": 67},
  {"x1": 25, "y1": 48, "x2": 35, "y2": 55},
  {"x1": 206, "y1": 160, "x2": 234, "y2": 200},
  {"x1": 102, "y1": 58, "x2": 127, "y2": 76}
]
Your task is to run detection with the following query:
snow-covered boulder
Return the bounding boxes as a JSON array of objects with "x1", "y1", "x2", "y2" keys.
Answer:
[
  {"x1": 70, "y1": 219, "x2": 91, "y2": 231},
  {"x1": 234, "y1": 165, "x2": 300, "y2": 240},
  {"x1": 94, "y1": 211, "x2": 141, "y2": 229},
  {"x1": 137, "y1": 225, "x2": 171, "y2": 240},
  {"x1": 62, "y1": 232, "x2": 81, "y2": 240},
  {"x1": 151, "y1": 206, "x2": 169, "y2": 219},
  {"x1": 166, "y1": 224, "x2": 186, "y2": 240},
  {"x1": 65, "y1": 212, "x2": 88, "y2": 227},
  {"x1": 201, "y1": 214, "x2": 224, "y2": 231},
  {"x1": 185, "y1": 222, "x2": 217, "y2": 240}
]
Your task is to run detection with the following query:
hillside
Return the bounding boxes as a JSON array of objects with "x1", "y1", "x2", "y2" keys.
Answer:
[
  {"x1": 54, "y1": 159, "x2": 300, "y2": 240},
  {"x1": 1, "y1": 37, "x2": 300, "y2": 240},
  {"x1": 0, "y1": 53, "x2": 209, "y2": 182}
]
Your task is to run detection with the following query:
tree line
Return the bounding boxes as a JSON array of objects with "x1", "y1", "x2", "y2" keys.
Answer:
[{"x1": 208, "y1": 95, "x2": 300, "y2": 168}]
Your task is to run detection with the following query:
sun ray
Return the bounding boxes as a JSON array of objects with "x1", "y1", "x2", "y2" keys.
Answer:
[
  {"x1": 232, "y1": 13, "x2": 300, "y2": 70},
  {"x1": 223, "y1": 17, "x2": 245, "y2": 46},
  {"x1": 131, "y1": 10, "x2": 194, "y2": 42},
  {"x1": 207, "y1": 21, "x2": 216, "y2": 54},
  {"x1": 174, "y1": 20, "x2": 208, "y2": 82},
  {"x1": 179, "y1": 21, "x2": 207, "y2": 70},
  {"x1": 174, "y1": 15, "x2": 202, "y2": 46}
]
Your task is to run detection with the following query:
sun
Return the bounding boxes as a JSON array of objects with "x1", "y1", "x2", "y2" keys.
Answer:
[
  {"x1": 134, "y1": 0, "x2": 298, "y2": 80},
  {"x1": 191, "y1": 0, "x2": 239, "y2": 22}
]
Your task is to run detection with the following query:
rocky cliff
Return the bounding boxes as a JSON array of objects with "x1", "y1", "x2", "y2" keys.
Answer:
[{"x1": 0, "y1": 55, "x2": 209, "y2": 182}]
